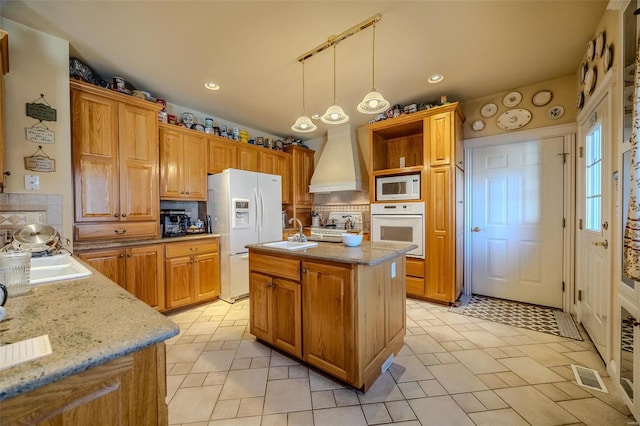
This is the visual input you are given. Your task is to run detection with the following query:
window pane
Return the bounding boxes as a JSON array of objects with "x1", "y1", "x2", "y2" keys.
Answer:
[{"x1": 585, "y1": 123, "x2": 602, "y2": 232}]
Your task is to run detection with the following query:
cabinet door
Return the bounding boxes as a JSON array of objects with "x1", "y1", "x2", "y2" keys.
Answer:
[
  {"x1": 272, "y1": 278, "x2": 302, "y2": 357},
  {"x1": 429, "y1": 112, "x2": 452, "y2": 166},
  {"x1": 427, "y1": 166, "x2": 453, "y2": 302},
  {"x1": 126, "y1": 244, "x2": 165, "y2": 311},
  {"x1": 77, "y1": 248, "x2": 126, "y2": 288},
  {"x1": 159, "y1": 129, "x2": 184, "y2": 199},
  {"x1": 302, "y1": 261, "x2": 353, "y2": 382},
  {"x1": 165, "y1": 256, "x2": 194, "y2": 309},
  {"x1": 208, "y1": 138, "x2": 237, "y2": 174},
  {"x1": 182, "y1": 134, "x2": 208, "y2": 200},
  {"x1": 261, "y1": 152, "x2": 290, "y2": 204},
  {"x1": 292, "y1": 149, "x2": 314, "y2": 206},
  {"x1": 249, "y1": 271, "x2": 272, "y2": 343},
  {"x1": 238, "y1": 145, "x2": 260, "y2": 172},
  {"x1": 194, "y1": 251, "x2": 220, "y2": 302},
  {"x1": 72, "y1": 90, "x2": 120, "y2": 223},
  {"x1": 118, "y1": 103, "x2": 159, "y2": 222}
]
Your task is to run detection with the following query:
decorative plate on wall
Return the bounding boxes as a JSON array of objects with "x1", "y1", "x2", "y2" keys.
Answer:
[
  {"x1": 472, "y1": 120, "x2": 486, "y2": 131},
  {"x1": 480, "y1": 102, "x2": 498, "y2": 118},
  {"x1": 580, "y1": 62, "x2": 588, "y2": 84},
  {"x1": 502, "y1": 91, "x2": 522, "y2": 108},
  {"x1": 496, "y1": 108, "x2": 531, "y2": 130},
  {"x1": 584, "y1": 67, "x2": 597, "y2": 95},
  {"x1": 576, "y1": 92, "x2": 584, "y2": 110},
  {"x1": 532, "y1": 90, "x2": 553, "y2": 107},
  {"x1": 546, "y1": 105, "x2": 565, "y2": 120},
  {"x1": 603, "y1": 44, "x2": 613, "y2": 73},
  {"x1": 587, "y1": 39, "x2": 595, "y2": 62},
  {"x1": 595, "y1": 31, "x2": 606, "y2": 59}
]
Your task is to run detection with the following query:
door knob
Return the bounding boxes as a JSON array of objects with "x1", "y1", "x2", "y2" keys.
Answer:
[
  {"x1": 471, "y1": 226, "x2": 483, "y2": 232},
  {"x1": 592, "y1": 240, "x2": 608, "y2": 249}
]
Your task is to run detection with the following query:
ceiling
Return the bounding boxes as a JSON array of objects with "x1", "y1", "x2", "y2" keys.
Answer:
[{"x1": 1, "y1": 1, "x2": 607, "y2": 140}]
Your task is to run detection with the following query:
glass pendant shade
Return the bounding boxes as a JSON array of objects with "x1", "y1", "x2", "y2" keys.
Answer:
[
  {"x1": 321, "y1": 104, "x2": 349, "y2": 124},
  {"x1": 358, "y1": 23, "x2": 388, "y2": 115},
  {"x1": 291, "y1": 114, "x2": 317, "y2": 133},
  {"x1": 291, "y1": 60, "x2": 317, "y2": 133},
  {"x1": 357, "y1": 90, "x2": 389, "y2": 114}
]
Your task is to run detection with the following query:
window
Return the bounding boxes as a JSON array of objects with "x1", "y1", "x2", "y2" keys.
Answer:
[{"x1": 585, "y1": 122, "x2": 602, "y2": 233}]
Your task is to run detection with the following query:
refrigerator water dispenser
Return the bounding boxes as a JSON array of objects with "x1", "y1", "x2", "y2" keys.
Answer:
[{"x1": 232, "y1": 198, "x2": 250, "y2": 229}]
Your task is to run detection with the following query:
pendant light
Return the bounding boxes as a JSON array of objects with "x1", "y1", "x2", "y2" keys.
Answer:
[
  {"x1": 357, "y1": 23, "x2": 389, "y2": 114},
  {"x1": 321, "y1": 39, "x2": 349, "y2": 125},
  {"x1": 291, "y1": 60, "x2": 317, "y2": 133}
]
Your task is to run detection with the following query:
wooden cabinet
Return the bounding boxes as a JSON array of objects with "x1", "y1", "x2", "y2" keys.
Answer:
[
  {"x1": 284, "y1": 145, "x2": 315, "y2": 226},
  {"x1": 260, "y1": 150, "x2": 290, "y2": 204},
  {"x1": 165, "y1": 238, "x2": 220, "y2": 309},
  {"x1": 160, "y1": 124, "x2": 207, "y2": 201},
  {"x1": 368, "y1": 103, "x2": 465, "y2": 304},
  {"x1": 0, "y1": 30, "x2": 7, "y2": 192},
  {"x1": 77, "y1": 244, "x2": 165, "y2": 311},
  {"x1": 238, "y1": 144, "x2": 260, "y2": 172},
  {"x1": 71, "y1": 80, "x2": 161, "y2": 242},
  {"x1": 249, "y1": 250, "x2": 406, "y2": 391},
  {"x1": 208, "y1": 136, "x2": 237, "y2": 174},
  {"x1": 0, "y1": 343, "x2": 169, "y2": 425}
]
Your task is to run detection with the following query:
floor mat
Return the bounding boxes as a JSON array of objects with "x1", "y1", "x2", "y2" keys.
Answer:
[{"x1": 449, "y1": 294, "x2": 583, "y2": 341}]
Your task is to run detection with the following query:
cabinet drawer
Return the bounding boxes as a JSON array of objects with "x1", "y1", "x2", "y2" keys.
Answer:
[
  {"x1": 250, "y1": 253, "x2": 300, "y2": 281},
  {"x1": 165, "y1": 239, "x2": 219, "y2": 258},
  {"x1": 406, "y1": 276, "x2": 425, "y2": 296},
  {"x1": 75, "y1": 222, "x2": 158, "y2": 241},
  {"x1": 406, "y1": 257, "x2": 425, "y2": 278}
]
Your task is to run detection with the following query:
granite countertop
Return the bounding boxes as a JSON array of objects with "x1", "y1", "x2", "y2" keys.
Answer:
[
  {"x1": 73, "y1": 233, "x2": 221, "y2": 251},
  {"x1": 0, "y1": 267, "x2": 179, "y2": 401},
  {"x1": 246, "y1": 241, "x2": 417, "y2": 266}
]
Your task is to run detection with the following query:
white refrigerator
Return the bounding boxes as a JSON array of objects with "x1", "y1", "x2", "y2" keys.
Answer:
[{"x1": 207, "y1": 168, "x2": 282, "y2": 303}]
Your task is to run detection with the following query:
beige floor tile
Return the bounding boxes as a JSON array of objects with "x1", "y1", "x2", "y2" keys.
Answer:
[
  {"x1": 441, "y1": 341, "x2": 464, "y2": 352},
  {"x1": 409, "y1": 395, "x2": 474, "y2": 425},
  {"x1": 385, "y1": 400, "x2": 417, "y2": 422},
  {"x1": 425, "y1": 325, "x2": 466, "y2": 342},
  {"x1": 166, "y1": 374, "x2": 186, "y2": 402},
  {"x1": 495, "y1": 372, "x2": 528, "y2": 387},
  {"x1": 564, "y1": 350, "x2": 608, "y2": 375},
  {"x1": 418, "y1": 379, "x2": 448, "y2": 396},
  {"x1": 334, "y1": 388, "x2": 360, "y2": 406},
  {"x1": 287, "y1": 410, "x2": 314, "y2": 426},
  {"x1": 211, "y1": 325, "x2": 247, "y2": 341},
  {"x1": 434, "y1": 311, "x2": 474, "y2": 325},
  {"x1": 184, "y1": 321, "x2": 220, "y2": 335},
  {"x1": 408, "y1": 327, "x2": 427, "y2": 335},
  {"x1": 270, "y1": 350, "x2": 301, "y2": 367},
  {"x1": 237, "y1": 397, "x2": 264, "y2": 417},
  {"x1": 357, "y1": 372, "x2": 405, "y2": 404},
  {"x1": 452, "y1": 349, "x2": 510, "y2": 374},
  {"x1": 495, "y1": 385, "x2": 578, "y2": 425},
  {"x1": 416, "y1": 353, "x2": 440, "y2": 365},
  {"x1": 552, "y1": 381, "x2": 593, "y2": 399},
  {"x1": 191, "y1": 349, "x2": 237, "y2": 373},
  {"x1": 168, "y1": 385, "x2": 222, "y2": 424},
  {"x1": 309, "y1": 369, "x2": 345, "y2": 391},
  {"x1": 475, "y1": 321, "x2": 526, "y2": 337},
  {"x1": 230, "y1": 357, "x2": 252, "y2": 370},
  {"x1": 558, "y1": 397, "x2": 632, "y2": 425},
  {"x1": 211, "y1": 399, "x2": 240, "y2": 420},
  {"x1": 312, "y1": 390, "x2": 336, "y2": 409},
  {"x1": 206, "y1": 341, "x2": 225, "y2": 351},
  {"x1": 406, "y1": 308, "x2": 435, "y2": 321},
  {"x1": 476, "y1": 373, "x2": 510, "y2": 389},
  {"x1": 166, "y1": 342, "x2": 207, "y2": 363},
  {"x1": 268, "y1": 366, "x2": 289, "y2": 380},
  {"x1": 219, "y1": 368, "x2": 269, "y2": 400},
  {"x1": 313, "y1": 406, "x2": 368, "y2": 426},
  {"x1": 452, "y1": 392, "x2": 486, "y2": 413},
  {"x1": 534, "y1": 383, "x2": 573, "y2": 401},
  {"x1": 263, "y1": 378, "x2": 312, "y2": 414},
  {"x1": 204, "y1": 371, "x2": 228, "y2": 386},
  {"x1": 482, "y1": 347, "x2": 510, "y2": 359},
  {"x1": 169, "y1": 362, "x2": 194, "y2": 375},
  {"x1": 235, "y1": 339, "x2": 272, "y2": 358},
  {"x1": 208, "y1": 416, "x2": 262, "y2": 426},
  {"x1": 389, "y1": 354, "x2": 434, "y2": 382},
  {"x1": 428, "y1": 363, "x2": 489, "y2": 394},
  {"x1": 458, "y1": 330, "x2": 509, "y2": 348},
  {"x1": 261, "y1": 413, "x2": 288, "y2": 426},
  {"x1": 403, "y1": 334, "x2": 446, "y2": 354},
  {"x1": 181, "y1": 372, "x2": 208, "y2": 387},
  {"x1": 434, "y1": 352, "x2": 458, "y2": 363},
  {"x1": 397, "y1": 381, "x2": 427, "y2": 399},
  {"x1": 194, "y1": 334, "x2": 214, "y2": 343},
  {"x1": 473, "y1": 390, "x2": 509, "y2": 410},
  {"x1": 288, "y1": 365, "x2": 309, "y2": 378},
  {"x1": 499, "y1": 356, "x2": 565, "y2": 384},
  {"x1": 250, "y1": 356, "x2": 270, "y2": 369},
  {"x1": 515, "y1": 343, "x2": 575, "y2": 367},
  {"x1": 221, "y1": 340, "x2": 240, "y2": 350},
  {"x1": 499, "y1": 346, "x2": 526, "y2": 357},
  {"x1": 168, "y1": 310, "x2": 202, "y2": 323},
  {"x1": 457, "y1": 340, "x2": 479, "y2": 350},
  {"x1": 468, "y1": 408, "x2": 529, "y2": 425},
  {"x1": 361, "y1": 403, "x2": 392, "y2": 424}
]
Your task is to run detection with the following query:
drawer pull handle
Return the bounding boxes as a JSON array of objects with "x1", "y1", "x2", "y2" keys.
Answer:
[
  {"x1": 121, "y1": 214, "x2": 127, "y2": 218},
  {"x1": 114, "y1": 214, "x2": 119, "y2": 218}
]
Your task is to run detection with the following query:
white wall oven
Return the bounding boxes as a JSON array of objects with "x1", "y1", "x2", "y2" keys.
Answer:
[{"x1": 371, "y1": 202, "x2": 424, "y2": 258}]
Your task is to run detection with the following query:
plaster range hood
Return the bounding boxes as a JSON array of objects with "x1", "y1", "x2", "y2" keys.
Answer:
[{"x1": 308, "y1": 124, "x2": 369, "y2": 193}]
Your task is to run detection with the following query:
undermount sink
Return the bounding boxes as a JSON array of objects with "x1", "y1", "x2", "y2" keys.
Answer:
[
  {"x1": 30, "y1": 253, "x2": 92, "y2": 285},
  {"x1": 262, "y1": 241, "x2": 318, "y2": 250}
]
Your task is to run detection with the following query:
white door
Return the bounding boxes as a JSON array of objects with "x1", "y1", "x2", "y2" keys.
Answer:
[
  {"x1": 471, "y1": 137, "x2": 565, "y2": 308},
  {"x1": 577, "y1": 95, "x2": 611, "y2": 360}
]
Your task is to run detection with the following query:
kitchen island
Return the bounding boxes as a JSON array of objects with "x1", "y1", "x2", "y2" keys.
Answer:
[
  {"x1": 0, "y1": 266, "x2": 179, "y2": 424},
  {"x1": 247, "y1": 240, "x2": 416, "y2": 391}
]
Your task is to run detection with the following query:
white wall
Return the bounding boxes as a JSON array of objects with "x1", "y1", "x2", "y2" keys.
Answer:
[{"x1": 0, "y1": 18, "x2": 72, "y2": 247}]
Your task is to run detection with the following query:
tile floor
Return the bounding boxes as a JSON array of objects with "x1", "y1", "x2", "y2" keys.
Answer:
[{"x1": 164, "y1": 297, "x2": 635, "y2": 426}]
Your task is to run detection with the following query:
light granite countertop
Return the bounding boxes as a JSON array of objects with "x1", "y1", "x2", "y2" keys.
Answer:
[
  {"x1": 73, "y1": 233, "x2": 221, "y2": 251},
  {"x1": 246, "y1": 241, "x2": 417, "y2": 266},
  {"x1": 0, "y1": 265, "x2": 179, "y2": 401}
]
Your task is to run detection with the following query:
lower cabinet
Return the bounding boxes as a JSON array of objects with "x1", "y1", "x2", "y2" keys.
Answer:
[
  {"x1": 0, "y1": 343, "x2": 168, "y2": 425},
  {"x1": 249, "y1": 250, "x2": 406, "y2": 391},
  {"x1": 78, "y1": 244, "x2": 165, "y2": 311},
  {"x1": 165, "y1": 239, "x2": 220, "y2": 309}
]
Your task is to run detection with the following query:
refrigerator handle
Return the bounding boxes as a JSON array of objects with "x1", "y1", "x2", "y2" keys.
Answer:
[
  {"x1": 259, "y1": 189, "x2": 265, "y2": 234},
  {"x1": 253, "y1": 188, "x2": 259, "y2": 233}
]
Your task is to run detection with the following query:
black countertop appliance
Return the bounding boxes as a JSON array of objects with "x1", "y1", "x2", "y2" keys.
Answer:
[{"x1": 161, "y1": 209, "x2": 190, "y2": 237}]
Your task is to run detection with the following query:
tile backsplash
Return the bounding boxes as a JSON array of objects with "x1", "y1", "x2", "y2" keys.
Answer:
[
  {"x1": 0, "y1": 193, "x2": 63, "y2": 244},
  {"x1": 312, "y1": 191, "x2": 371, "y2": 231}
]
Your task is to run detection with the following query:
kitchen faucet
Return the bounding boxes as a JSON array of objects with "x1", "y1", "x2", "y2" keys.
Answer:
[{"x1": 288, "y1": 217, "x2": 307, "y2": 242}]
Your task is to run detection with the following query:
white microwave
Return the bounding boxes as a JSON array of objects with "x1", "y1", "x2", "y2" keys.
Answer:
[{"x1": 376, "y1": 174, "x2": 421, "y2": 201}]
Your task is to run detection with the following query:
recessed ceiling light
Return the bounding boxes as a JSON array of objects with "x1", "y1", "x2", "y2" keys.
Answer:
[
  {"x1": 428, "y1": 74, "x2": 444, "y2": 84},
  {"x1": 204, "y1": 81, "x2": 220, "y2": 91}
]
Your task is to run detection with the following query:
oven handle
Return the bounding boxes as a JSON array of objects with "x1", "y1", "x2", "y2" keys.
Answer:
[{"x1": 372, "y1": 214, "x2": 423, "y2": 220}]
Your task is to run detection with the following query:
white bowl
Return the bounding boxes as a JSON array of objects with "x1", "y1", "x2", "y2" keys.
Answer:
[{"x1": 342, "y1": 233, "x2": 363, "y2": 247}]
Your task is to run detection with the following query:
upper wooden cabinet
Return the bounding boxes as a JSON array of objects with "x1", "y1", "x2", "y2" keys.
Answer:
[
  {"x1": 260, "y1": 150, "x2": 290, "y2": 204},
  {"x1": 284, "y1": 145, "x2": 314, "y2": 225},
  {"x1": 0, "y1": 30, "x2": 8, "y2": 192},
  {"x1": 71, "y1": 80, "x2": 161, "y2": 241},
  {"x1": 208, "y1": 137, "x2": 237, "y2": 174},
  {"x1": 238, "y1": 144, "x2": 260, "y2": 172},
  {"x1": 160, "y1": 124, "x2": 207, "y2": 201}
]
